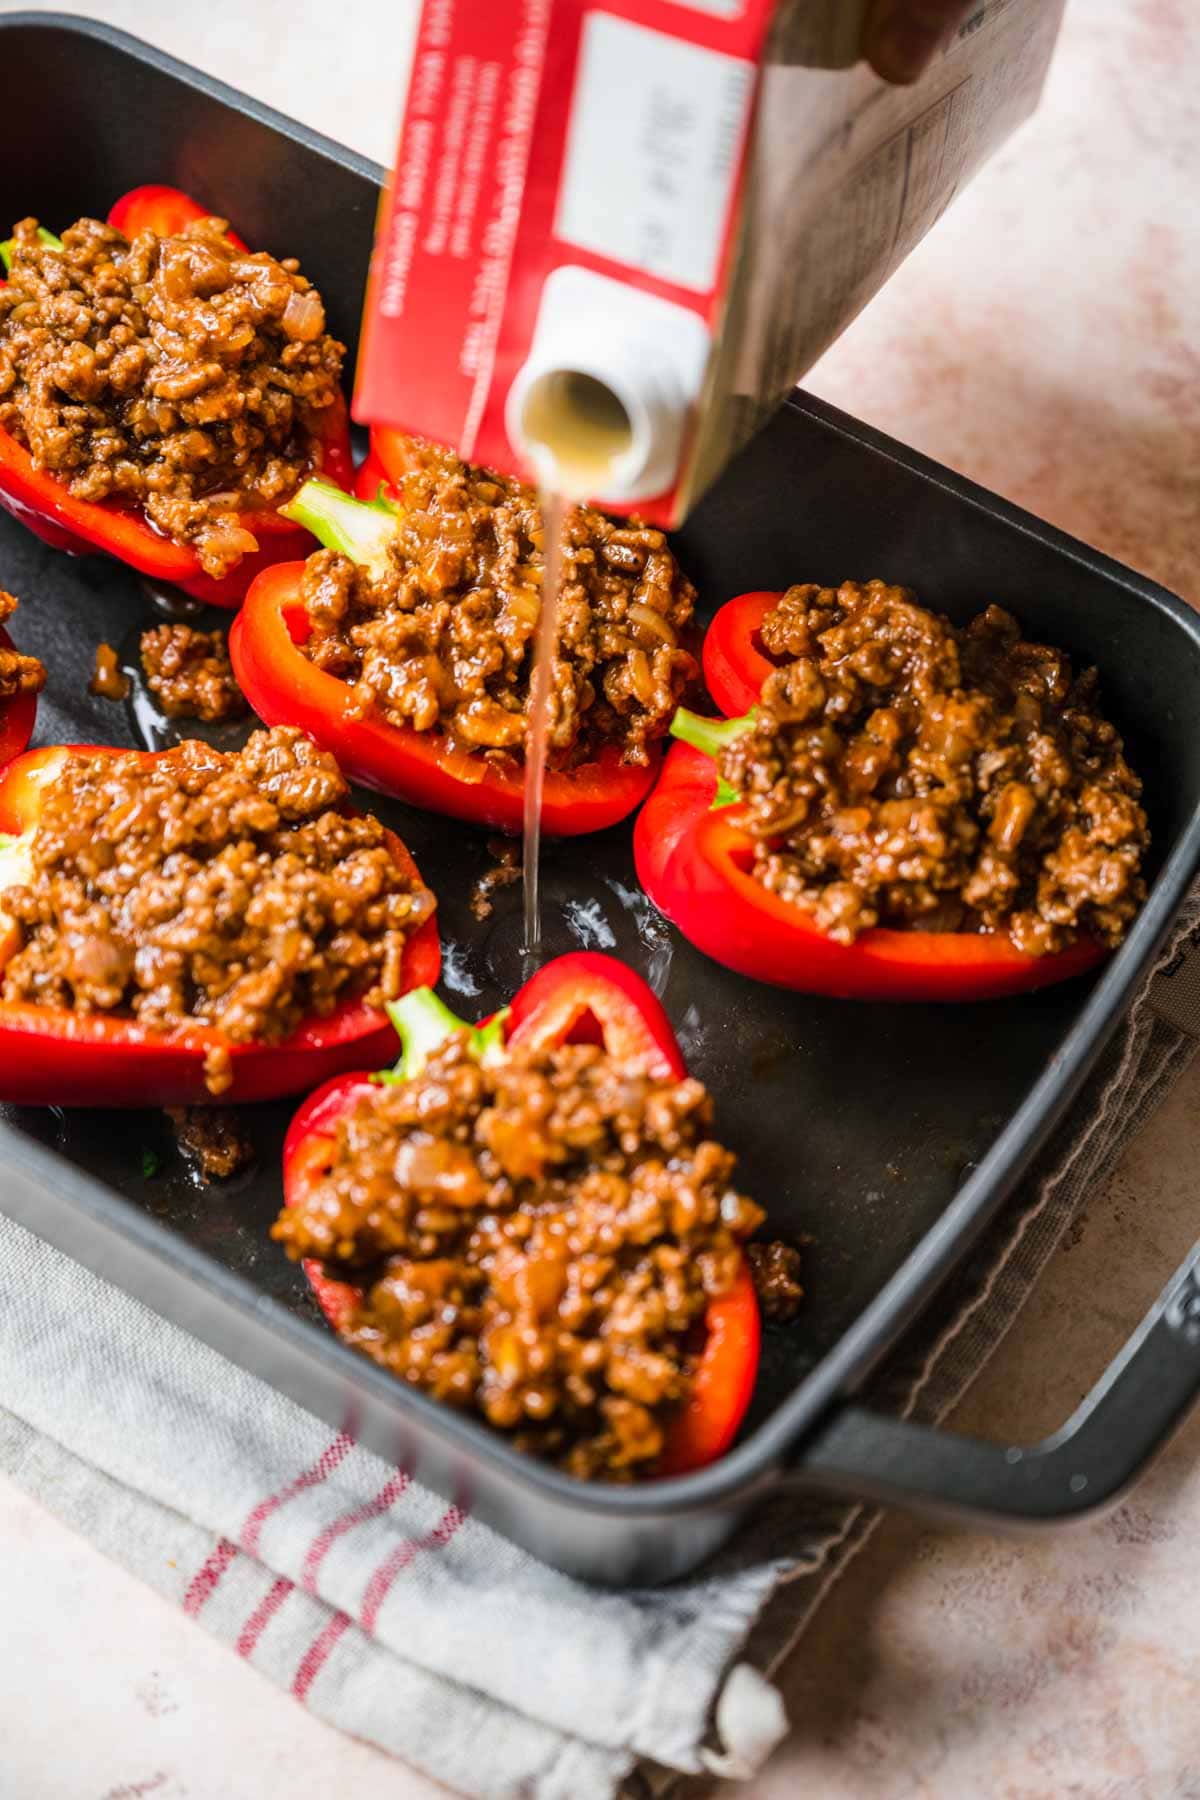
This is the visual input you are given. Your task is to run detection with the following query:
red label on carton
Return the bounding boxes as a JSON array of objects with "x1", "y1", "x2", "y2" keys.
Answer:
[
  {"x1": 355, "y1": 0, "x2": 1066, "y2": 523},
  {"x1": 355, "y1": 0, "x2": 775, "y2": 522}
]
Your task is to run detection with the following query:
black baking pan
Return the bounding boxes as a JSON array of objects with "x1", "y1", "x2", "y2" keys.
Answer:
[{"x1": 2, "y1": 13, "x2": 1199, "y2": 1586}]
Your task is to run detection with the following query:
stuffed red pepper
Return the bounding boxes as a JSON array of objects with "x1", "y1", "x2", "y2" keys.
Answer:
[
  {"x1": 636, "y1": 581, "x2": 1148, "y2": 1003},
  {"x1": 0, "y1": 186, "x2": 353, "y2": 606},
  {"x1": 0, "y1": 591, "x2": 43, "y2": 767},
  {"x1": 230, "y1": 433, "x2": 699, "y2": 833},
  {"x1": 0, "y1": 726, "x2": 439, "y2": 1106},
  {"x1": 276, "y1": 951, "x2": 771, "y2": 1480}
]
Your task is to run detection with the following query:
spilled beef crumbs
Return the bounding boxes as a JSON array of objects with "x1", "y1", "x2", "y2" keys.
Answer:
[
  {"x1": 717, "y1": 581, "x2": 1148, "y2": 956},
  {"x1": 298, "y1": 434, "x2": 697, "y2": 766},
  {"x1": 469, "y1": 838, "x2": 522, "y2": 921},
  {"x1": 746, "y1": 1240, "x2": 805, "y2": 1322},
  {"x1": 274, "y1": 1029, "x2": 767, "y2": 1479},
  {"x1": 166, "y1": 1105, "x2": 256, "y2": 1182},
  {"x1": 0, "y1": 215, "x2": 344, "y2": 577},
  {"x1": 140, "y1": 622, "x2": 247, "y2": 722},
  {"x1": 0, "y1": 727, "x2": 436, "y2": 1094}
]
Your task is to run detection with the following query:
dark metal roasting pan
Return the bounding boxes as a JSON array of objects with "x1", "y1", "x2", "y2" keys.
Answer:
[{"x1": 2, "y1": 13, "x2": 1199, "y2": 1583}]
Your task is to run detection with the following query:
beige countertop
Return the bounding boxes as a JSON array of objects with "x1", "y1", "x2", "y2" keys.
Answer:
[{"x1": 2, "y1": 1, "x2": 1199, "y2": 1795}]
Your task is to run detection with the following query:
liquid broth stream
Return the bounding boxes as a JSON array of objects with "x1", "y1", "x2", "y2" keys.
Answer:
[
  {"x1": 521, "y1": 487, "x2": 567, "y2": 956},
  {"x1": 518, "y1": 375, "x2": 636, "y2": 959}
]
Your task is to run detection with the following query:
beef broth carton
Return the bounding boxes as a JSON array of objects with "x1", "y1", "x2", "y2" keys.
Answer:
[{"x1": 355, "y1": 0, "x2": 1065, "y2": 521}]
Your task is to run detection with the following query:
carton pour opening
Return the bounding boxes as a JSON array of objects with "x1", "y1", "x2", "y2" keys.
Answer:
[{"x1": 515, "y1": 369, "x2": 635, "y2": 497}]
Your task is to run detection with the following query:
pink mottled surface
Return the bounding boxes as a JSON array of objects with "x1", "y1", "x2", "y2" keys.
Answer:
[
  {"x1": 807, "y1": 0, "x2": 1200, "y2": 609},
  {"x1": 1, "y1": 2, "x2": 1199, "y2": 1796},
  {"x1": 756, "y1": 1067, "x2": 1200, "y2": 1799}
]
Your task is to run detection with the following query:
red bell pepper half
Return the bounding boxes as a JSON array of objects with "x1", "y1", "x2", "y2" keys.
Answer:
[
  {"x1": 701, "y1": 589, "x2": 786, "y2": 719},
  {"x1": 0, "y1": 744, "x2": 440, "y2": 1107},
  {"x1": 282, "y1": 951, "x2": 761, "y2": 1478},
  {"x1": 0, "y1": 187, "x2": 353, "y2": 607},
  {"x1": 636, "y1": 739, "x2": 1103, "y2": 1001},
  {"x1": 106, "y1": 184, "x2": 250, "y2": 248},
  {"x1": 228, "y1": 479, "x2": 658, "y2": 834},
  {"x1": 638, "y1": 587, "x2": 1110, "y2": 1002},
  {"x1": 371, "y1": 427, "x2": 431, "y2": 491},
  {"x1": 0, "y1": 627, "x2": 38, "y2": 768},
  {"x1": 354, "y1": 447, "x2": 392, "y2": 505}
]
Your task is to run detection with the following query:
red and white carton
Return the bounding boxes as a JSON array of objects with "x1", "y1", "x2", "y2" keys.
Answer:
[{"x1": 355, "y1": 0, "x2": 1065, "y2": 524}]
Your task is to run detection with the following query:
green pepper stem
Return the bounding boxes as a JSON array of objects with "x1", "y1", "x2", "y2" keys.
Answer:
[
  {"x1": 0, "y1": 827, "x2": 34, "y2": 905},
  {"x1": 669, "y1": 706, "x2": 754, "y2": 809},
  {"x1": 280, "y1": 477, "x2": 398, "y2": 582},
  {"x1": 384, "y1": 989, "x2": 472, "y2": 1081},
  {"x1": 381, "y1": 989, "x2": 510, "y2": 1083},
  {"x1": 0, "y1": 226, "x2": 64, "y2": 273},
  {"x1": 669, "y1": 706, "x2": 754, "y2": 761}
]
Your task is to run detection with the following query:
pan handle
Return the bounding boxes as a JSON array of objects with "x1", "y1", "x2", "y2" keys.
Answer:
[{"x1": 792, "y1": 1242, "x2": 1200, "y2": 1523}]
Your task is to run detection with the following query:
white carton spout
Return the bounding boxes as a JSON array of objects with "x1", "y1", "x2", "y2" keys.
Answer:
[{"x1": 505, "y1": 268, "x2": 711, "y2": 504}]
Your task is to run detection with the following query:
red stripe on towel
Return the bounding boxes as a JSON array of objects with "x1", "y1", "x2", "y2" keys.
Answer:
[
  {"x1": 299, "y1": 1471, "x2": 411, "y2": 1593},
  {"x1": 236, "y1": 1575, "x2": 294, "y2": 1658},
  {"x1": 360, "y1": 1504, "x2": 465, "y2": 1634},
  {"x1": 240, "y1": 1433, "x2": 353, "y2": 1555},
  {"x1": 181, "y1": 1538, "x2": 238, "y2": 1617},
  {"x1": 292, "y1": 1610, "x2": 353, "y2": 1702}
]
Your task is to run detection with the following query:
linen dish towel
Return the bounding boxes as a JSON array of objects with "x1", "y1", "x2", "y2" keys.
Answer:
[{"x1": 1, "y1": 895, "x2": 1198, "y2": 1799}]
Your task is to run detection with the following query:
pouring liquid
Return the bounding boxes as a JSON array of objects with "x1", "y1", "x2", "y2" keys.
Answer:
[
  {"x1": 521, "y1": 487, "x2": 567, "y2": 958},
  {"x1": 519, "y1": 373, "x2": 637, "y2": 959}
]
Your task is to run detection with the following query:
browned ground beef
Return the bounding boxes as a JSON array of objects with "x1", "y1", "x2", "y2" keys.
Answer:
[
  {"x1": 469, "y1": 837, "x2": 522, "y2": 921},
  {"x1": 0, "y1": 590, "x2": 45, "y2": 699},
  {"x1": 0, "y1": 216, "x2": 344, "y2": 577},
  {"x1": 274, "y1": 1030, "x2": 765, "y2": 1479},
  {"x1": 0, "y1": 727, "x2": 436, "y2": 1094},
  {"x1": 299, "y1": 435, "x2": 697, "y2": 765},
  {"x1": 141, "y1": 622, "x2": 247, "y2": 722},
  {"x1": 718, "y1": 582, "x2": 1148, "y2": 955},
  {"x1": 167, "y1": 1104, "x2": 256, "y2": 1181},
  {"x1": 746, "y1": 1240, "x2": 805, "y2": 1321}
]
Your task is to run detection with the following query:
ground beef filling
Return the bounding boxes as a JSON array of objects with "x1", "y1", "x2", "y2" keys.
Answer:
[
  {"x1": 274, "y1": 1033, "x2": 765, "y2": 1479},
  {"x1": 718, "y1": 581, "x2": 1148, "y2": 955},
  {"x1": 0, "y1": 727, "x2": 435, "y2": 1094},
  {"x1": 167, "y1": 1105, "x2": 256, "y2": 1182},
  {"x1": 0, "y1": 216, "x2": 344, "y2": 577},
  {"x1": 469, "y1": 838, "x2": 522, "y2": 921},
  {"x1": 299, "y1": 435, "x2": 698, "y2": 766},
  {"x1": 140, "y1": 622, "x2": 247, "y2": 721},
  {"x1": 0, "y1": 590, "x2": 45, "y2": 699},
  {"x1": 746, "y1": 1240, "x2": 805, "y2": 1321}
]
